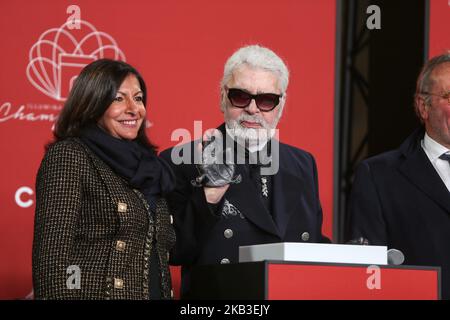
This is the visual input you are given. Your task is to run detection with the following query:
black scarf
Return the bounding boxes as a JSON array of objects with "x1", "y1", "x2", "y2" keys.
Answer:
[{"x1": 80, "y1": 125, "x2": 175, "y2": 212}]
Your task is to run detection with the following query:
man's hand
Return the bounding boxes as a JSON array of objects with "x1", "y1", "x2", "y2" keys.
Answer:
[
  {"x1": 191, "y1": 129, "x2": 241, "y2": 203},
  {"x1": 204, "y1": 184, "x2": 230, "y2": 204}
]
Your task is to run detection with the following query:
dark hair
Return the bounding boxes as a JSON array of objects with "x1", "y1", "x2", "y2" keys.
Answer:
[{"x1": 53, "y1": 59, "x2": 156, "y2": 152}]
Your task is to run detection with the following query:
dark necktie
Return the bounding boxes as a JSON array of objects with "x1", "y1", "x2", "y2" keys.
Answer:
[{"x1": 439, "y1": 152, "x2": 450, "y2": 165}]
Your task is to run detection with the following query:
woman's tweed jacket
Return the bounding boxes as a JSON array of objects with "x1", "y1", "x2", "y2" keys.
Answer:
[{"x1": 32, "y1": 138, "x2": 176, "y2": 299}]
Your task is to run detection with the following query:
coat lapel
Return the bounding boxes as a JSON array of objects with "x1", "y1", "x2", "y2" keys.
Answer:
[
  {"x1": 398, "y1": 130, "x2": 450, "y2": 214},
  {"x1": 271, "y1": 155, "x2": 304, "y2": 238},
  {"x1": 226, "y1": 164, "x2": 281, "y2": 238},
  {"x1": 76, "y1": 139, "x2": 124, "y2": 206}
]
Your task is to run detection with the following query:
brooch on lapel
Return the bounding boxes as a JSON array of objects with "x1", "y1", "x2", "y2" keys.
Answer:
[{"x1": 261, "y1": 177, "x2": 269, "y2": 197}]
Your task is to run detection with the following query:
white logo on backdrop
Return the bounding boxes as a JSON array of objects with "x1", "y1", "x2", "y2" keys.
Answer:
[
  {"x1": 26, "y1": 19, "x2": 126, "y2": 101},
  {"x1": 15, "y1": 186, "x2": 34, "y2": 208}
]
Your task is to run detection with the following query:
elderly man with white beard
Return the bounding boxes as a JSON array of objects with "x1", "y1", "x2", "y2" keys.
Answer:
[{"x1": 160, "y1": 45, "x2": 330, "y2": 297}]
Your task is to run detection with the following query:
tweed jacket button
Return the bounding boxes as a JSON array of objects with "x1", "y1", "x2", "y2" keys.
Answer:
[
  {"x1": 116, "y1": 240, "x2": 126, "y2": 252},
  {"x1": 117, "y1": 202, "x2": 127, "y2": 213},
  {"x1": 301, "y1": 232, "x2": 310, "y2": 241},
  {"x1": 220, "y1": 258, "x2": 230, "y2": 264},
  {"x1": 170, "y1": 289, "x2": 174, "y2": 298},
  {"x1": 224, "y1": 229, "x2": 233, "y2": 239},
  {"x1": 170, "y1": 215, "x2": 174, "y2": 225},
  {"x1": 114, "y1": 278, "x2": 124, "y2": 289}
]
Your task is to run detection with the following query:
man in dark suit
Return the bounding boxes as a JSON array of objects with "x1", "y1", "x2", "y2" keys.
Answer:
[
  {"x1": 348, "y1": 53, "x2": 450, "y2": 299},
  {"x1": 161, "y1": 45, "x2": 329, "y2": 297}
]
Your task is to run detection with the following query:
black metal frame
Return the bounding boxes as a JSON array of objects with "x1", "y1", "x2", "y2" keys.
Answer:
[
  {"x1": 334, "y1": 0, "x2": 371, "y2": 243},
  {"x1": 333, "y1": 0, "x2": 429, "y2": 243}
]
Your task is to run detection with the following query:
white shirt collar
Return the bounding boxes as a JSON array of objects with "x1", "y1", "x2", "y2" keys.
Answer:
[{"x1": 423, "y1": 132, "x2": 450, "y2": 161}]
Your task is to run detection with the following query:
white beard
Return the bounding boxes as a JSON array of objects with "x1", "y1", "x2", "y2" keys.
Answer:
[{"x1": 225, "y1": 114, "x2": 277, "y2": 152}]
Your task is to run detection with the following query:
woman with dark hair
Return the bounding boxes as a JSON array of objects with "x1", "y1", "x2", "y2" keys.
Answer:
[{"x1": 32, "y1": 59, "x2": 176, "y2": 299}]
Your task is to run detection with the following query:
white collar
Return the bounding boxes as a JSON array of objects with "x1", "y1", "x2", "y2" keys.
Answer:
[{"x1": 423, "y1": 132, "x2": 450, "y2": 161}]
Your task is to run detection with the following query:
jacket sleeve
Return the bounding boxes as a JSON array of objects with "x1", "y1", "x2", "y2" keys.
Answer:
[
  {"x1": 32, "y1": 142, "x2": 85, "y2": 299},
  {"x1": 160, "y1": 147, "x2": 221, "y2": 266},
  {"x1": 347, "y1": 161, "x2": 388, "y2": 245}
]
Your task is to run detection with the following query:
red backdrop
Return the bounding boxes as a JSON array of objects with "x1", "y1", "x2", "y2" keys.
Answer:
[
  {"x1": 429, "y1": 0, "x2": 450, "y2": 57},
  {"x1": 0, "y1": 0, "x2": 337, "y2": 299}
]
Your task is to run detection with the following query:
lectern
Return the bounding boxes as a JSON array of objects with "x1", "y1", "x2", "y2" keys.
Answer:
[{"x1": 187, "y1": 261, "x2": 440, "y2": 300}]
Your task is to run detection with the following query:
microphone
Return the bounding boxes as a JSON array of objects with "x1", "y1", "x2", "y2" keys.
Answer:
[
  {"x1": 387, "y1": 248, "x2": 405, "y2": 265},
  {"x1": 347, "y1": 238, "x2": 405, "y2": 265}
]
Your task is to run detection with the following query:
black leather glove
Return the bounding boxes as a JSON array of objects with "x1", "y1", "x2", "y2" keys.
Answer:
[{"x1": 191, "y1": 137, "x2": 241, "y2": 188}]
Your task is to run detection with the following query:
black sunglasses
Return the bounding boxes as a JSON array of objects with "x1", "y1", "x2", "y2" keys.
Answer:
[{"x1": 227, "y1": 88, "x2": 281, "y2": 112}]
